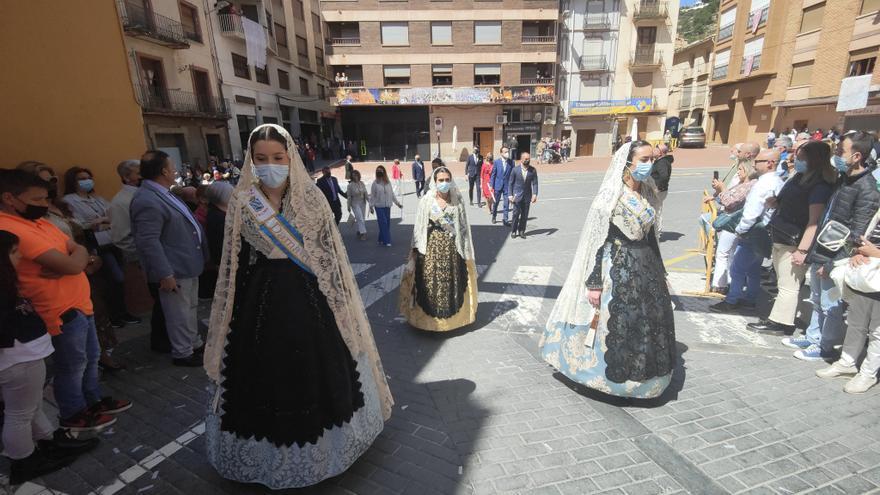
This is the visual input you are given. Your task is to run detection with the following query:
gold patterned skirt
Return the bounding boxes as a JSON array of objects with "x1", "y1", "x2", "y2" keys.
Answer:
[{"x1": 399, "y1": 227, "x2": 478, "y2": 332}]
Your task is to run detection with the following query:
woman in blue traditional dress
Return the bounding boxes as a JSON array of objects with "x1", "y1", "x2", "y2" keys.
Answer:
[
  {"x1": 202, "y1": 124, "x2": 393, "y2": 489},
  {"x1": 540, "y1": 141, "x2": 676, "y2": 399}
]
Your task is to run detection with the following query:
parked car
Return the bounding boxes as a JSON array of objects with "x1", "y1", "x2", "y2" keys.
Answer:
[{"x1": 678, "y1": 127, "x2": 706, "y2": 148}]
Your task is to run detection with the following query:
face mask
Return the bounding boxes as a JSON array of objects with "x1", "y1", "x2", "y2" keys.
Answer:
[
  {"x1": 14, "y1": 199, "x2": 49, "y2": 221},
  {"x1": 436, "y1": 181, "x2": 451, "y2": 193},
  {"x1": 502, "y1": 152, "x2": 509, "y2": 159},
  {"x1": 522, "y1": 160, "x2": 531, "y2": 167},
  {"x1": 255, "y1": 164, "x2": 289, "y2": 188},
  {"x1": 794, "y1": 159, "x2": 808, "y2": 173},
  {"x1": 832, "y1": 155, "x2": 848, "y2": 172},
  {"x1": 78, "y1": 179, "x2": 94, "y2": 192},
  {"x1": 729, "y1": 153, "x2": 737, "y2": 161},
  {"x1": 780, "y1": 151, "x2": 789, "y2": 162},
  {"x1": 630, "y1": 162, "x2": 653, "y2": 182}
]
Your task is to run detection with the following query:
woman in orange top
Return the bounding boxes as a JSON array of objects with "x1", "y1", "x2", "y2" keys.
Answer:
[{"x1": 480, "y1": 153, "x2": 495, "y2": 215}]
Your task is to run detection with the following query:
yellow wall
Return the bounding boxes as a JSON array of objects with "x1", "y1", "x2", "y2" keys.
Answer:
[{"x1": 1, "y1": 0, "x2": 146, "y2": 196}]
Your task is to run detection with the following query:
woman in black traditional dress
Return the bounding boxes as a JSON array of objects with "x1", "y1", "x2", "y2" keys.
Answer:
[{"x1": 203, "y1": 124, "x2": 392, "y2": 489}]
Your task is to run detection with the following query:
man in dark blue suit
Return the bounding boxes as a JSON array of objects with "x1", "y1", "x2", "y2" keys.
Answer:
[
  {"x1": 489, "y1": 146, "x2": 514, "y2": 225},
  {"x1": 465, "y1": 146, "x2": 483, "y2": 206},
  {"x1": 508, "y1": 152, "x2": 539, "y2": 239},
  {"x1": 411, "y1": 154, "x2": 426, "y2": 197}
]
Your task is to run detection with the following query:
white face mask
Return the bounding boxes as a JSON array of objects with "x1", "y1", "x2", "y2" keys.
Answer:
[{"x1": 255, "y1": 164, "x2": 289, "y2": 188}]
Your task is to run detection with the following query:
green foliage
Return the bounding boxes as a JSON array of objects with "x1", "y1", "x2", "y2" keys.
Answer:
[{"x1": 678, "y1": 0, "x2": 720, "y2": 44}]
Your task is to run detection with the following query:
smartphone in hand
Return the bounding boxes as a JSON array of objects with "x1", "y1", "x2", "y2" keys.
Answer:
[{"x1": 713, "y1": 171, "x2": 719, "y2": 180}]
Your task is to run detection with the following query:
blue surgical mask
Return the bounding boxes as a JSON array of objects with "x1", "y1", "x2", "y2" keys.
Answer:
[
  {"x1": 255, "y1": 164, "x2": 289, "y2": 188},
  {"x1": 832, "y1": 155, "x2": 848, "y2": 172},
  {"x1": 630, "y1": 162, "x2": 653, "y2": 182},
  {"x1": 78, "y1": 179, "x2": 94, "y2": 192},
  {"x1": 436, "y1": 181, "x2": 451, "y2": 193},
  {"x1": 794, "y1": 159, "x2": 808, "y2": 173}
]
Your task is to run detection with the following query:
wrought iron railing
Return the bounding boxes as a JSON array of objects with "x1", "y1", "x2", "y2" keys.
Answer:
[
  {"x1": 634, "y1": 1, "x2": 668, "y2": 19},
  {"x1": 718, "y1": 23, "x2": 734, "y2": 41},
  {"x1": 135, "y1": 84, "x2": 230, "y2": 118},
  {"x1": 580, "y1": 55, "x2": 609, "y2": 71},
  {"x1": 631, "y1": 48, "x2": 663, "y2": 66},
  {"x1": 522, "y1": 35, "x2": 555, "y2": 43},
  {"x1": 584, "y1": 12, "x2": 613, "y2": 30},
  {"x1": 117, "y1": 0, "x2": 189, "y2": 47},
  {"x1": 712, "y1": 64, "x2": 729, "y2": 80},
  {"x1": 331, "y1": 80, "x2": 365, "y2": 88},
  {"x1": 218, "y1": 13, "x2": 243, "y2": 35},
  {"x1": 330, "y1": 37, "x2": 361, "y2": 46},
  {"x1": 520, "y1": 77, "x2": 554, "y2": 85}
]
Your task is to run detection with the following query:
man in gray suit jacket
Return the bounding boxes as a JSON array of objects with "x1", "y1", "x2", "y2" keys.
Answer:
[{"x1": 131, "y1": 151, "x2": 208, "y2": 367}]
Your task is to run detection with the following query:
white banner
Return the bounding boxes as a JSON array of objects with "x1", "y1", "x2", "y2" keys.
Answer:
[
  {"x1": 242, "y1": 17, "x2": 267, "y2": 69},
  {"x1": 837, "y1": 75, "x2": 873, "y2": 112}
]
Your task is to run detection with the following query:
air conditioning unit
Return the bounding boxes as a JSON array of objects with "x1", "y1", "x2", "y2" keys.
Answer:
[
  {"x1": 496, "y1": 114, "x2": 508, "y2": 125},
  {"x1": 543, "y1": 106, "x2": 558, "y2": 125}
]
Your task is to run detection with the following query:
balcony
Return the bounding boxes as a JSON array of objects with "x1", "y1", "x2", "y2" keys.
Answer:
[
  {"x1": 629, "y1": 49, "x2": 663, "y2": 69},
  {"x1": 218, "y1": 13, "x2": 271, "y2": 46},
  {"x1": 522, "y1": 35, "x2": 555, "y2": 43},
  {"x1": 135, "y1": 85, "x2": 230, "y2": 119},
  {"x1": 330, "y1": 37, "x2": 361, "y2": 46},
  {"x1": 579, "y1": 55, "x2": 610, "y2": 72},
  {"x1": 331, "y1": 80, "x2": 365, "y2": 88},
  {"x1": 740, "y1": 54, "x2": 762, "y2": 74},
  {"x1": 747, "y1": 6, "x2": 769, "y2": 31},
  {"x1": 116, "y1": 0, "x2": 190, "y2": 48},
  {"x1": 712, "y1": 64, "x2": 729, "y2": 80},
  {"x1": 633, "y1": 1, "x2": 668, "y2": 21},
  {"x1": 718, "y1": 23, "x2": 734, "y2": 41},
  {"x1": 520, "y1": 77, "x2": 554, "y2": 85},
  {"x1": 584, "y1": 13, "x2": 613, "y2": 30}
]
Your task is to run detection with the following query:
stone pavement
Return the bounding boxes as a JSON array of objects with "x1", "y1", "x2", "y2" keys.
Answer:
[{"x1": 7, "y1": 169, "x2": 880, "y2": 495}]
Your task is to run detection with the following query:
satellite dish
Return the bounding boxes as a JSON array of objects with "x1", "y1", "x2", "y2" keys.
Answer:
[{"x1": 533, "y1": 112, "x2": 543, "y2": 123}]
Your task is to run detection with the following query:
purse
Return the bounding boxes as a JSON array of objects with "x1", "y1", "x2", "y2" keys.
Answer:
[
  {"x1": 817, "y1": 220, "x2": 851, "y2": 253},
  {"x1": 829, "y1": 210, "x2": 880, "y2": 299},
  {"x1": 712, "y1": 209, "x2": 743, "y2": 233},
  {"x1": 718, "y1": 180, "x2": 755, "y2": 212},
  {"x1": 768, "y1": 213, "x2": 803, "y2": 246}
]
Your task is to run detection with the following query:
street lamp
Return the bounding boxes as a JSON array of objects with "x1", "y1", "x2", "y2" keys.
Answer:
[{"x1": 436, "y1": 130, "x2": 441, "y2": 159}]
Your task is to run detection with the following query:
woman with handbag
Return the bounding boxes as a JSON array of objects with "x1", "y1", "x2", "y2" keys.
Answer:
[{"x1": 748, "y1": 141, "x2": 836, "y2": 335}]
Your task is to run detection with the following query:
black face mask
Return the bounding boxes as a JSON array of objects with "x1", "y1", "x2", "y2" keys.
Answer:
[
  {"x1": 15, "y1": 202, "x2": 49, "y2": 221},
  {"x1": 523, "y1": 160, "x2": 531, "y2": 167}
]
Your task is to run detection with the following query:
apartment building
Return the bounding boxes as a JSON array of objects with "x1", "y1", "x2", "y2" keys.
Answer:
[
  {"x1": 668, "y1": 36, "x2": 713, "y2": 129},
  {"x1": 323, "y1": 0, "x2": 558, "y2": 162},
  {"x1": 558, "y1": 0, "x2": 679, "y2": 157},
  {"x1": 215, "y1": 0, "x2": 337, "y2": 158},
  {"x1": 708, "y1": 0, "x2": 880, "y2": 145},
  {"x1": 116, "y1": 0, "x2": 232, "y2": 170}
]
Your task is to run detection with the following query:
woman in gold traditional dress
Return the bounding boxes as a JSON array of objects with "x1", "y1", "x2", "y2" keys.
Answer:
[{"x1": 399, "y1": 166, "x2": 478, "y2": 331}]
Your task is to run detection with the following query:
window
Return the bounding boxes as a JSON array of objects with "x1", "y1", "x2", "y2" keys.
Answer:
[
  {"x1": 381, "y1": 22, "x2": 409, "y2": 45},
  {"x1": 232, "y1": 53, "x2": 250, "y2": 79},
  {"x1": 275, "y1": 23, "x2": 287, "y2": 47},
  {"x1": 179, "y1": 2, "x2": 201, "y2": 42},
  {"x1": 864, "y1": 0, "x2": 880, "y2": 14},
  {"x1": 300, "y1": 109, "x2": 318, "y2": 123},
  {"x1": 742, "y1": 36, "x2": 764, "y2": 73},
  {"x1": 432, "y1": 64, "x2": 453, "y2": 86},
  {"x1": 850, "y1": 56, "x2": 877, "y2": 77},
  {"x1": 280, "y1": 105, "x2": 293, "y2": 135},
  {"x1": 800, "y1": 3, "x2": 825, "y2": 33},
  {"x1": 300, "y1": 77, "x2": 310, "y2": 95},
  {"x1": 431, "y1": 21, "x2": 453, "y2": 45},
  {"x1": 637, "y1": 26, "x2": 657, "y2": 45},
  {"x1": 718, "y1": 7, "x2": 736, "y2": 40},
  {"x1": 318, "y1": 84, "x2": 326, "y2": 100},
  {"x1": 789, "y1": 61, "x2": 814, "y2": 86},
  {"x1": 278, "y1": 69, "x2": 290, "y2": 90},
  {"x1": 474, "y1": 21, "x2": 502, "y2": 44},
  {"x1": 384, "y1": 65, "x2": 411, "y2": 86},
  {"x1": 293, "y1": 0, "x2": 305, "y2": 20},
  {"x1": 315, "y1": 47, "x2": 324, "y2": 69},
  {"x1": 255, "y1": 66, "x2": 269, "y2": 84},
  {"x1": 312, "y1": 13, "x2": 322, "y2": 38},
  {"x1": 296, "y1": 35, "x2": 309, "y2": 66},
  {"x1": 713, "y1": 49, "x2": 730, "y2": 80},
  {"x1": 474, "y1": 63, "x2": 501, "y2": 85}
]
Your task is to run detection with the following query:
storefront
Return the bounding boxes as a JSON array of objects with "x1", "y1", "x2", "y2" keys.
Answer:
[
  {"x1": 503, "y1": 122, "x2": 542, "y2": 158},
  {"x1": 340, "y1": 106, "x2": 431, "y2": 161}
]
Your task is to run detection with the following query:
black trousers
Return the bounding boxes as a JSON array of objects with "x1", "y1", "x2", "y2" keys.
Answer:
[
  {"x1": 414, "y1": 180, "x2": 425, "y2": 197},
  {"x1": 330, "y1": 202, "x2": 343, "y2": 225},
  {"x1": 468, "y1": 175, "x2": 481, "y2": 204},
  {"x1": 511, "y1": 198, "x2": 531, "y2": 235},
  {"x1": 147, "y1": 283, "x2": 170, "y2": 352}
]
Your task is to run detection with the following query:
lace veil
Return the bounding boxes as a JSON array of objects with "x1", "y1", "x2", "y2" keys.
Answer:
[
  {"x1": 410, "y1": 167, "x2": 475, "y2": 261},
  {"x1": 203, "y1": 124, "x2": 393, "y2": 419},
  {"x1": 545, "y1": 142, "x2": 660, "y2": 330}
]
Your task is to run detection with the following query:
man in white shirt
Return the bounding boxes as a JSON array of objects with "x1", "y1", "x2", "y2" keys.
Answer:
[{"x1": 710, "y1": 148, "x2": 783, "y2": 313}]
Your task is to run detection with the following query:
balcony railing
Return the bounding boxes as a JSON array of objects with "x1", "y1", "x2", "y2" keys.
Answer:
[
  {"x1": 584, "y1": 12, "x2": 613, "y2": 30},
  {"x1": 330, "y1": 37, "x2": 361, "y2": 46},
  {"x1": 680, "y1": 91, "x2": 692, "y2": 108},
  {"x1": 332, "y1": 80, "x2": 365, "y2": 88},
  {"x1": 718, "y1": 23, "x2": 734, "y2": 41},
  {"x1": 712, "y1": 64, "x2": 729, "y2": 80},
  {"x1": 748, "y1": 6, "x2": 769, "y2": 30},
  {"x1": 135, "y1": 84, "x2": 230, "y2": 119},
  {"x1": 634, "y1": 1, "x2": 668, "y2": 20},
  {"x1": 520, "y1": 77, "x2": 554, "y2": 85},
  {"x1": 630, "y1": 49, "x2": 663, "y2": 68},
  {"x1": 116, "y1": 0, "x2": 190, "y2": 48},
  {"x1": 579, "y1": 55, "x2": 610, "y2": 71},
  {"x1": 740, "y1": 54, "x2": 762, "y2": 74},
  {"x1": 522, "y1": 35, "x2": 555, "y2": 43}
]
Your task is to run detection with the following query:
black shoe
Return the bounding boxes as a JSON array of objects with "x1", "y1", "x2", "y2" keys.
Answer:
[
  {"x1": 709, "y1": 301, "x2": 746, "y2": 314},
  {"x1": 519, "y1": 232, "x2": 527, "y2": 239},
  {"x1": 173, "y1": 354, "x2": 202, "y2": 367},
  {"x1": 747, "y1": 319, "x2": 795, "y2": 335},
  {"x1": 121, "y1": 313, "x2": 142, "y2": 324},
  {"x1": 193, "y1": 345, "x2": 205, "y2": 355},
  {"x1": 491, "y1": 217, "x2": 497, "y2": 224},
  {"x1": 503, "y1": 221, "x2": 510, "y2": 227},
  {"x1": 10, "y1": 447, "x2": 75, "y2": 485},
  {"x1": 511, "y1": 232, "x2": 518, "y2": 239},
  {"x1": 38, "y1": 429, "x2": 99, "y2": 459}
]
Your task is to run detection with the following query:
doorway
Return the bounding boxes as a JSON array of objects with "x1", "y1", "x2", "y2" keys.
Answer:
[
  {"x1": 576, "y1": 129, "x2": 595, "y2": 156},
  {"x1": 474, "y1": 128, "x2": 494, "y2": 155},
  {"x1": 793, "y1": 120, "x2": 809, "y2": 133},
  {"x1": 205, "y1": 134, "x2": 223, "y2": 159},
  {"x1": 516, "y1": 135, "x2": 532, "y2": 158},
  {"x1": 191, "y1": 69, "x2": 212, "y2": 112}
]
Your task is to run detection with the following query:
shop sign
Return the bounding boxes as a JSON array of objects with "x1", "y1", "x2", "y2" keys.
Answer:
[
  {"x1": 505, "y1": 122, "x2": 542, "y2": 133},
  {"x1": 335, "y1": 86, "x2": 555, "y2": 106},
  {"x1": 569, "y1": 98, "x2": 654, "y2": 116}
]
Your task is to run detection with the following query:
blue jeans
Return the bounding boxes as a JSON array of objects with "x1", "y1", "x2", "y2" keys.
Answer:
[
  {"x1": 51, "y1": 311, "x2": 101, "y2": 419},
  {"x1": 725, "y1": 243, "x2": 762, "y2": 305},
  {"x1": 376, "y1": 207, "x2": 391, "y2": 245},
  {"x1": 805, "y1": 263, "x2": 846, "y2": 350}
]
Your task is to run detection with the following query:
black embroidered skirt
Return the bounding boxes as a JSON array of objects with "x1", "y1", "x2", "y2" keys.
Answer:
[
  {"x1": 219, "y1": 243, "x2": 364, "y2": 448},
  {"x1": 414, "y1": 224, "x2": 469, "y2": 319}
]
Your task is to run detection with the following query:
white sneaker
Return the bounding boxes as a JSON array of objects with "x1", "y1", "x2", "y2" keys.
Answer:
[
  {"x1": 844, "y1": 373, "x2": 878, "y2": 394},
  {"x1": 816, "y1": 361, "x2": 858, "y2": 379}
]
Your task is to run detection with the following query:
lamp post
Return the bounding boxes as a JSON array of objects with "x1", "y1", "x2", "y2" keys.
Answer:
[{"x1": 436, "y1": 129, "x2": 441, "y2": 159}]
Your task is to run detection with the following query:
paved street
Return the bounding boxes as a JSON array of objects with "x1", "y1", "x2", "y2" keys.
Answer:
[{"x1": 8, "y1": 155, "x2": 880, "y2": 495}]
